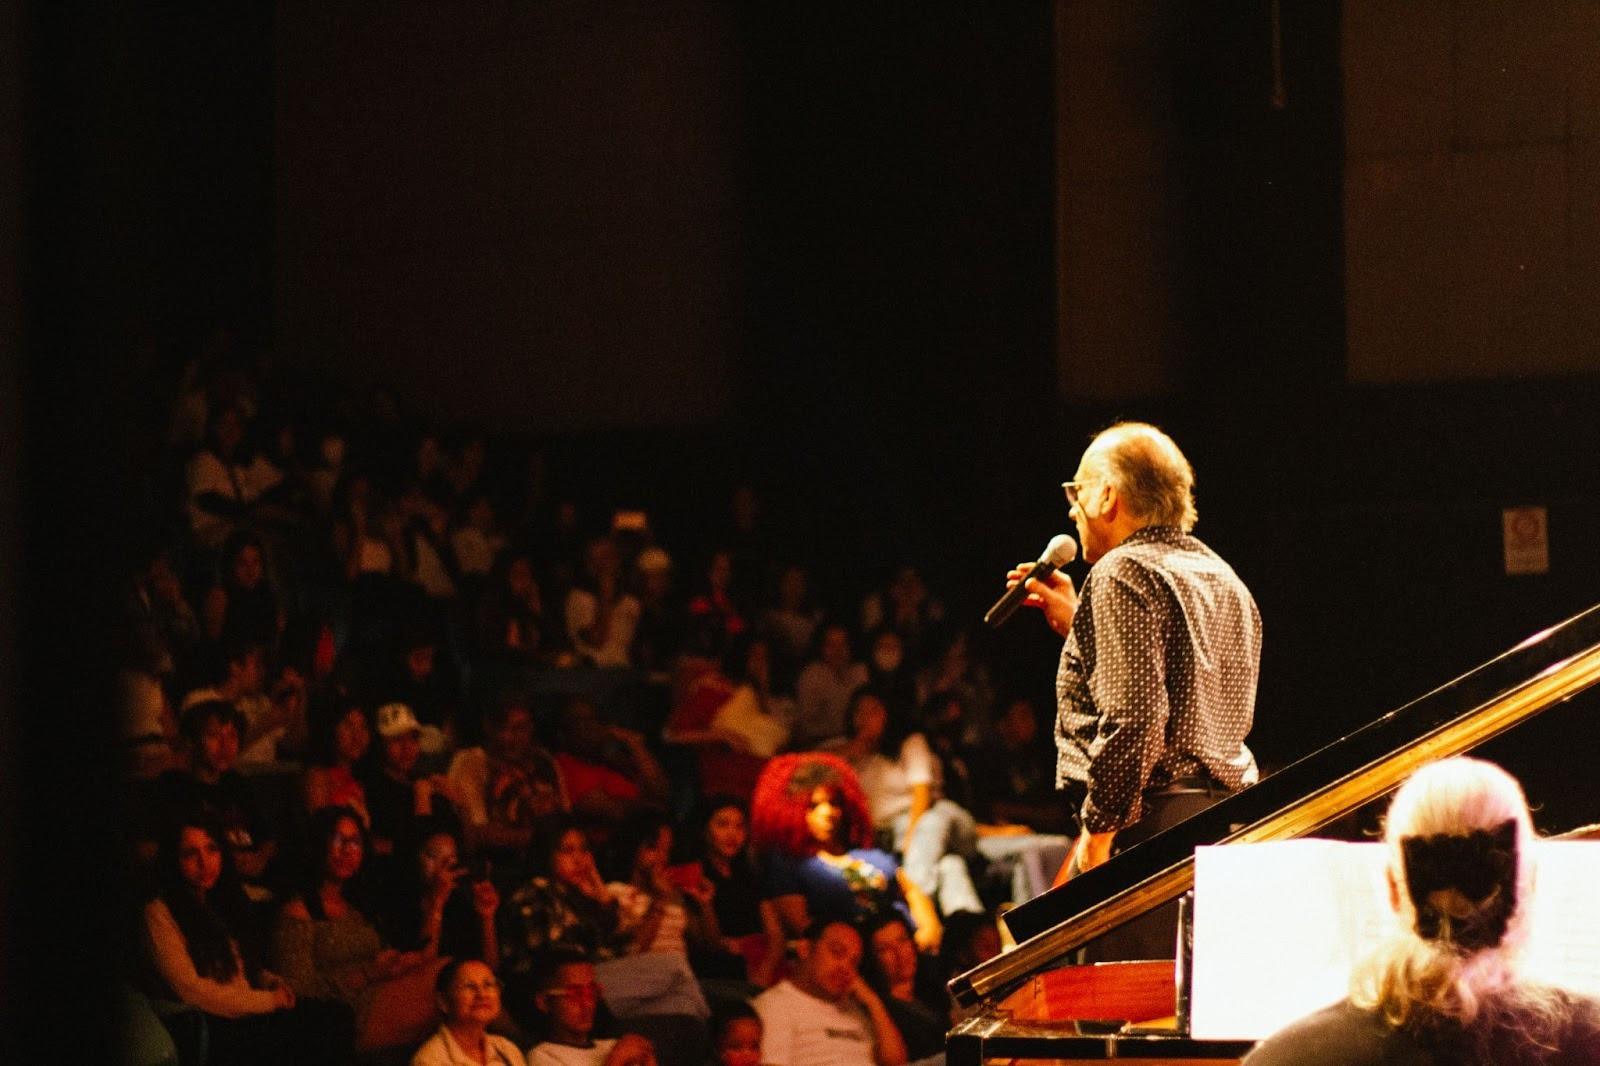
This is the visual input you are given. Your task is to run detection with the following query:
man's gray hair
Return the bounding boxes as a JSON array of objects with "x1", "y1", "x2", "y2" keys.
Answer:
[{"x1": 1093, "y1": 422, "x2": 1198, "y2": 533}]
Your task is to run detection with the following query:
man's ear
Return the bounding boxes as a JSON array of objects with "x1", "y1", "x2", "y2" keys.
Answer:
[
  {"x1": 1385, "y1": 865, "x2": 1402, "y2": 914},
  {"x1": 533, "y1": 990, "x2": 549, "y2": 1014},
  {"x1": 794, "y1": 939, "x2": 812, "y2": 964},
  {"x1": 1091, "y1": 479, "x2": 1117, "y2": 522}
]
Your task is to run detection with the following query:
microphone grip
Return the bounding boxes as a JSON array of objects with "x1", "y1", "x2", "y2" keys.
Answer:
[{"x1": 984, "y1": 562, "x2": 1057, "y2": 628}]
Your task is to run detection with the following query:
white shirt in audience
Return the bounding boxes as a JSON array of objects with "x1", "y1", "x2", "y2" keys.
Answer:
[
  {"x1": 564, "y1": 589, "x2": 641, "y2": 668},
  {"x1": 753, "y1": 979, "x2": 875, "y2": 1066},
  {"x1": 412, "y1": 1025, "x2": 526, "y2": 1066},
  {"x1": 526, "y1": 1039, "x2": 617, "y2": 1066}
]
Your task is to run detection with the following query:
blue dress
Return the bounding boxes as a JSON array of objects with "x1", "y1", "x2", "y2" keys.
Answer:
[{"x1": 764, "y1": 847, "x2": 911, "y2": 927}]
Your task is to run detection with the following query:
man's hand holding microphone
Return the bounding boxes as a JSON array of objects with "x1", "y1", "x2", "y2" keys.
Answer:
[{"x1": 988, "y1": 533, "x2": 1080, "y2": 638}]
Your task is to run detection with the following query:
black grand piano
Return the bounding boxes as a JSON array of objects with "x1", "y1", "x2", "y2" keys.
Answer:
[{"x1": 946, "y1": 604, "x2": 1600, "y2": 1065}]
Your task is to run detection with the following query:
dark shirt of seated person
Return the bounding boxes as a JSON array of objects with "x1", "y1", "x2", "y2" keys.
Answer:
[
  {"x1": 938, "y1": 909, "x2": 1003, "y2": 1021},
  {"x1": 858, "y1": 912, "x2": 950, "y2": 1063},
  {"x1": 1245, "y1": 757, "x2": 1600, "y2": 1066},
  {"x1": 447, "y1": 701, "x2": 568, "y2": 877},
  {"x1": 273, "y1": 805, "x2": 450, "y2": 1054},
  {"x1": 551, "y1": 697, "x2": 669, "y2": 825},
  {"x1": 967, "y1": 695, "x2": 1073, "y2": 834},
  {"x1": 372, "y1": 825, "x2": 500, "y2": 966},
  {"x1": 501, "y1": 817, "x2": 628, "y2": 1021},
  {"x1": 475, "y1": 552, "x2": 564, "y2": 668},
  {"x1": 383, "y1": 621, "x2": 461, "y2": 738},
  {"x1": 663, "y1": 633, "x2": 787, "y2": 801},
  {"x1": 751, "y1": 919, "x2": 908, "y2": 1066},
  {"x1": 361, "y1": 701, "x2": 464, "y2": 864},
  {"x1": 142, "y1": 812, "x2": 353, "y2": 1066},
  {"x1": 750, "y1": 753, "x2": 940, "y2": 952},
  {"x1": 145, "y1": 700, "x2": 279, "y2": 896},
  {"x1": 628, "y1": 546, "x2": 683, "y2": 680},
  {"x1": 667, "y1": 795, "x2": 784, "y2": 987},
  {"x1": 201, "y1": 529, "x2": 283, "y2": 650},
  {"x1": 182, "y1": 636, "x2": 285, "y2": 765},
  {"x1": 502, "y1": 817, "x2": 708, "y2": 1044},
  {"x1": 526, "y1": 948, "x2": 659, "y2": 1066}
]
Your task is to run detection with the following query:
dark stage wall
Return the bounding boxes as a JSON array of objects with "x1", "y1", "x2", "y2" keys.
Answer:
[{"x1": 274, "y1": 0, "x2": 746, "y2": 432}]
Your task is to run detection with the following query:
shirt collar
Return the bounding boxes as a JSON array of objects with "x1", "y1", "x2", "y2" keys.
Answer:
[
  {"x1": 439, "y1": 1025, "x2": 513, "y2": 1066},
  {"x1": 1121, "y1": 525, "x2": 1187, "y2": 548}
]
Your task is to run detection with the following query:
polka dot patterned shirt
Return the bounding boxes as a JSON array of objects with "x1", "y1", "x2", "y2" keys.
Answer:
[{"x1": 1055, "y1": 525, "x2": 1261, "y2": 833}]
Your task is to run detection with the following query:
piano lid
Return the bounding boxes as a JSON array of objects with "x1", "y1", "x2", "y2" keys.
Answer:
[{"x1": 950, "y1": 602, "x2": 1600, "y2": 1009}]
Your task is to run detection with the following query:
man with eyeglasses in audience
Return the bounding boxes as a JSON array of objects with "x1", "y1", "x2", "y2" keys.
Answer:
[{"x1": 527, "y1": 947, "x2": 658, "y2": 1066}]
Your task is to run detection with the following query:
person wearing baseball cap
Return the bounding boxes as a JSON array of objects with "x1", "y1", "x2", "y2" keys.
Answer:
[{"x1": 361, "y1": 702, "x2": 464, "y2": 869}]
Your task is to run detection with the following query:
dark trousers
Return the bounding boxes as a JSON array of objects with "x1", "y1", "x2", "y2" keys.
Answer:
[
  {"x1": 203, "y1": 999, "x2": 355, "y2": 1066},
  {"x1": 1071, "y1": 783, "x2": 1228, "y2": 963}
]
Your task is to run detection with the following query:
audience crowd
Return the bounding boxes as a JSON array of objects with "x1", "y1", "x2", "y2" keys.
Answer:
[{"x1": 118, "y1": 341, "x2": 1074, "y2": 1065}]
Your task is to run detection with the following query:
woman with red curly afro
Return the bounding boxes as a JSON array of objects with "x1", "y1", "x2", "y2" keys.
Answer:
[{"x1": 750, "y1": 752, "x2": 945, "y2": 952}]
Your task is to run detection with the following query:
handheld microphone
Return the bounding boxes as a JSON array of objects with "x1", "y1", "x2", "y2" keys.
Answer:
[{"x1": 983, "y1": 534, "x2": 1078, "y2": 628}]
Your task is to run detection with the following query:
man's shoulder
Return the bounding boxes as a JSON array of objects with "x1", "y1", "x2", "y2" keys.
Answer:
[
  {"x1": 529, "y1": 1040, "x2": 609, "y2": 1066},
  {"x1": 755, "y1": 979, "x2": 831, "y2": 1008},
  {"x1": 1101, "y1": 527, "x2": 1211, "y2": 567},
  {"x1": 447, "y1": 746, "x2": 489, "y2": 774},
  {"x1": 755, "y1": 978, "x2": 801, "y2": 1002},
  {"x1": 1095, "y1": 529, "x2": 1247, "y2": 596}
]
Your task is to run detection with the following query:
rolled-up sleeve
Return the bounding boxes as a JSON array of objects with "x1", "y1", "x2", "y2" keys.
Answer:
[{"x1": 144, "y1": 900, "x2": 278, "y2": 1018}]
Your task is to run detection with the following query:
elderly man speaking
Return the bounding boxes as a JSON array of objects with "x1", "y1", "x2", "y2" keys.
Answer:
[{"x1": 1007, "y1": 421, "x2": 1261, "y2": 960}]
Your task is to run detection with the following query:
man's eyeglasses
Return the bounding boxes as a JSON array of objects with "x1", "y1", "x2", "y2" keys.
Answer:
[
  {"x1": 547, "y1": 981, "x2": 600, "y2": 1000},
  {"x1": 1061, "y1": 480, "x2": 1096, "y2": 508}
]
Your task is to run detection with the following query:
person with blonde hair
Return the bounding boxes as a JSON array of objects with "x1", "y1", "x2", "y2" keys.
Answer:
[{"x1": 1245, "y1": 757, "x2": 1600, "y2": 1065}]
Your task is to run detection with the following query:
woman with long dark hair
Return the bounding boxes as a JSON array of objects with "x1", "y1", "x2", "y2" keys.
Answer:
[
  {"x1": 673, "y1": 796, "x2": 784, "y2": 987},
  {"x1": 143, "y1": 813, "x2": 351, "y2": 1064},
  {"x1": 201, "y1": 529, "x2": 283, "y2": 650},
  {"x1": 185, "y1": 402, "x2": 285, "y2": 550},
  {"x1": 371, "y1": 824, "x2": 499, "y2": 966},
  {"x1": 273, "y1": 804, "x2": 448, "y2": 1054},
  {"x1": 602, "y1": 811, "x2": 718, "y2": 966},
  {"x1": 500, "y1": 817, "x2": 709, "y2": 1042},
  {"x1": 302, "y1": 695, "x2": 373, "y2": 828}
]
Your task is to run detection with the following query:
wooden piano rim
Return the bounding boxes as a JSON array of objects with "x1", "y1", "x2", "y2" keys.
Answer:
[
  {"x1": 956, "y1": 640, "x2": 1600, "y2": 1008},
  {"x1": 949, "y1": 1009, "x2": 1255, "y2": 1064}
]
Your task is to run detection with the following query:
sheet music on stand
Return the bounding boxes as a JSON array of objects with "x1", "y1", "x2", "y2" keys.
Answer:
[{"x1": 1188, "y1": 840, "x2": 1600, "y2": 1040}]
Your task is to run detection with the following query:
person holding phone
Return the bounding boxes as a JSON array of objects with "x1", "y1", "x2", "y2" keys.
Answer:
[
  {"x1": 669, "y1": 796, "x2": 784, "y2": 987},
  {"x1": 373, "y1": 825, "x2": 500, "y2": 965}
]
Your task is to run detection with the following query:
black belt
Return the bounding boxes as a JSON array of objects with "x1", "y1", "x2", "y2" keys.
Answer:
[{"x1": 1144, "y1": 774, "x2": 1228, "y2": 796}]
